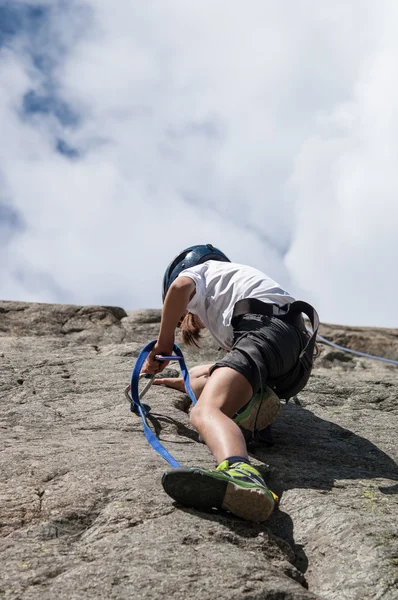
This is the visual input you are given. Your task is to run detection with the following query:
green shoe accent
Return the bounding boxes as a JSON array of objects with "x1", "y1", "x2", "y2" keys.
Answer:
[
  {"x1": 216, "y1": 459, "x2": 230, "y2": 471},
  {"x1": 233, "y1": 385, "x2": 281, "y2": 434},
  {"x1": 162, "y1": 461, "x2": 277, "y2": 521}
]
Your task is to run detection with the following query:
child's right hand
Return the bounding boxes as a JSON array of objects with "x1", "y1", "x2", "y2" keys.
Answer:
[{"x1": 142, "y1": 343, "x2": 173, "y2": 375}]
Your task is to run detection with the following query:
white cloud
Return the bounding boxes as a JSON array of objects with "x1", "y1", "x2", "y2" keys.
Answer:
[
  {"x1": 0, "y1": 0, "x2": 397, "y2": 326},
  {"x1": 286, "y1": 9, "x2": 398, "y2": 326}
]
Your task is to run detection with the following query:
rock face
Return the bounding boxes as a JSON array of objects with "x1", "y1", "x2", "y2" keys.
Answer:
[{"x1": 1, "y1": 300, "x2": 397, "y2": 600}]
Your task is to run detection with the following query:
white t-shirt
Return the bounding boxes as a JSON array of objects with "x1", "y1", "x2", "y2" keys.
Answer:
[{"x1": 178, "y1": 261, "x2": 295, "y2": 350}]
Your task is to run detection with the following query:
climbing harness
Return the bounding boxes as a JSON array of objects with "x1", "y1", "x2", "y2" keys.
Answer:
[
  {"x1": 127, "y1": 340, "x2": 197, "y2": 467},
  {"x1": 232, "y1": 298, "x2": 320, "y2": 399}
]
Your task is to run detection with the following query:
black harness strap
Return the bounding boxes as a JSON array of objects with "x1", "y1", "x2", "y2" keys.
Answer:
[
  {"x1": 233, "y1": 297, "x2": 318, "y2": 342},
  {"x1": 232, "y1": 298, "x2": 320, "y2": 399},
  {"x1": 286, "y1": 300, "x2": 319, "y2": 369}
]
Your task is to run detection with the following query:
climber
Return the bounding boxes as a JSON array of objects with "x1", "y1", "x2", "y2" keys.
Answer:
[{"x1": 142, "y1": 244, "x2": 318, "y2": 522}]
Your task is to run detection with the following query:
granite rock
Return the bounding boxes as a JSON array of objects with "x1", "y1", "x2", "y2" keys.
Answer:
[{"x1": 1, "y1": 301, "x2": 397, "y2": 599}]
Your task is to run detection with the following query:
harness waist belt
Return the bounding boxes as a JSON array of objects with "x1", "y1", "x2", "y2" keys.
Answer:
[{"x1": 232, "y1": 298, "x2": 303, "y2": 329}]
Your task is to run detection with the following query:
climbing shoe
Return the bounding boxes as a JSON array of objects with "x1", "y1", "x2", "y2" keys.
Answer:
[
  {"x1": 162, "y1": 461, "x2": 278, "y2": 522},
  {"x1": 233, "y1": 385, "x2": 280, "y2": 439}
]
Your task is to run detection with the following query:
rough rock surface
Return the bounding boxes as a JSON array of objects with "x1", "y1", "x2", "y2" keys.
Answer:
[{"x1": 1, "y1": 300, "x2": 397, "y2": 600}]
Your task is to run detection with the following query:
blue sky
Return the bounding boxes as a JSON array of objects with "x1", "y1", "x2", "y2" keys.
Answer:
[{"x1": 0, "y1": 0, "x2": 397, "y2": 326}]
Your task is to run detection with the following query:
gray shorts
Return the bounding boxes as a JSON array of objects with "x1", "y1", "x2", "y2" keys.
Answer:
[{"x1": 210, "y1": 314, "x2": 307, "y2": 395}]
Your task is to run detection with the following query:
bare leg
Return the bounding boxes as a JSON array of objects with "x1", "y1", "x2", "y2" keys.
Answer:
[
  {"x1": 153, "y1": 363, "x2": 213, "y2": 399},
  {"x1": 189, "y1": 366, "x2": 253, "y2": 464},
  {"x1": 161, "y1": 366, "x2": 277, "y2": 522}
]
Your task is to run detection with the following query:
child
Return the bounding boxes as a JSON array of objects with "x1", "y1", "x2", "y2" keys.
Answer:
[{"x1": 143, "y1": 244, "x2": 317, "y2": 522}]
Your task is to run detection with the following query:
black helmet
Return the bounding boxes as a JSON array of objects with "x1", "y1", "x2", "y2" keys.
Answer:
[{"x1": 162, "y1": 243, "x2": 230, "y2": 301}]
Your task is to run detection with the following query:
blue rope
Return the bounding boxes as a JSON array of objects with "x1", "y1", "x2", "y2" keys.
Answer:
[
  {"x1": 317, "y1": 334, "x2": 398, "y2": 366},
  {"x1": 129, "y1": 340, "x2": 197, "y2": 467}
]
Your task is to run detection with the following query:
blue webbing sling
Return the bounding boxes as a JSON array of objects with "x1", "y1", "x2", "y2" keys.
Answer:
[{"x1": 129, "y1": 340, "x2": 197, "y2": 467}]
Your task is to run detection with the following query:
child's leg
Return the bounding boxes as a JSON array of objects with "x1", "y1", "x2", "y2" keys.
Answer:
[
  {"x1": 153, "y1": 363, "x2": 213, "y2": 398},
  {"x1": 162, "y1": 366, "x2": 276, "y2": 521},
  {"x1": 189, "y1": 366, "x2": 253, "y2": 464}
]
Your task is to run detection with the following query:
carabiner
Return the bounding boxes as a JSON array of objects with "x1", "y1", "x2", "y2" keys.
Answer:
[{"x1": 125, "y1": 373, "x2": 154, "y2": 415}]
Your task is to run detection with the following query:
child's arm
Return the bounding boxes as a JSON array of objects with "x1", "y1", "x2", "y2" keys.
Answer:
[{"x1": 142, "y1": 276, "x2": 196, "y2": 374}]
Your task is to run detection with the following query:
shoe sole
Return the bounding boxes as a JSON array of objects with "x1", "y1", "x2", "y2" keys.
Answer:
[
  {"x1": 236, "y1": 386, "x2": 280, "y2": 432},
  {"x1": 162, "y1": 468, "x2": 275, "y2": 522}
]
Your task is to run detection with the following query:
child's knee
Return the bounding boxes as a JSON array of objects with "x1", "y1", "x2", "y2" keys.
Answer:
[{"x1": 190, "y1": 403, "x2": 204, "y2": 430}]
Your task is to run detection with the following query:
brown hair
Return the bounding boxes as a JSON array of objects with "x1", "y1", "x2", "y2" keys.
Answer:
[{"x1": 179, "y1": 312, "x2": 202, "y2": 347}]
